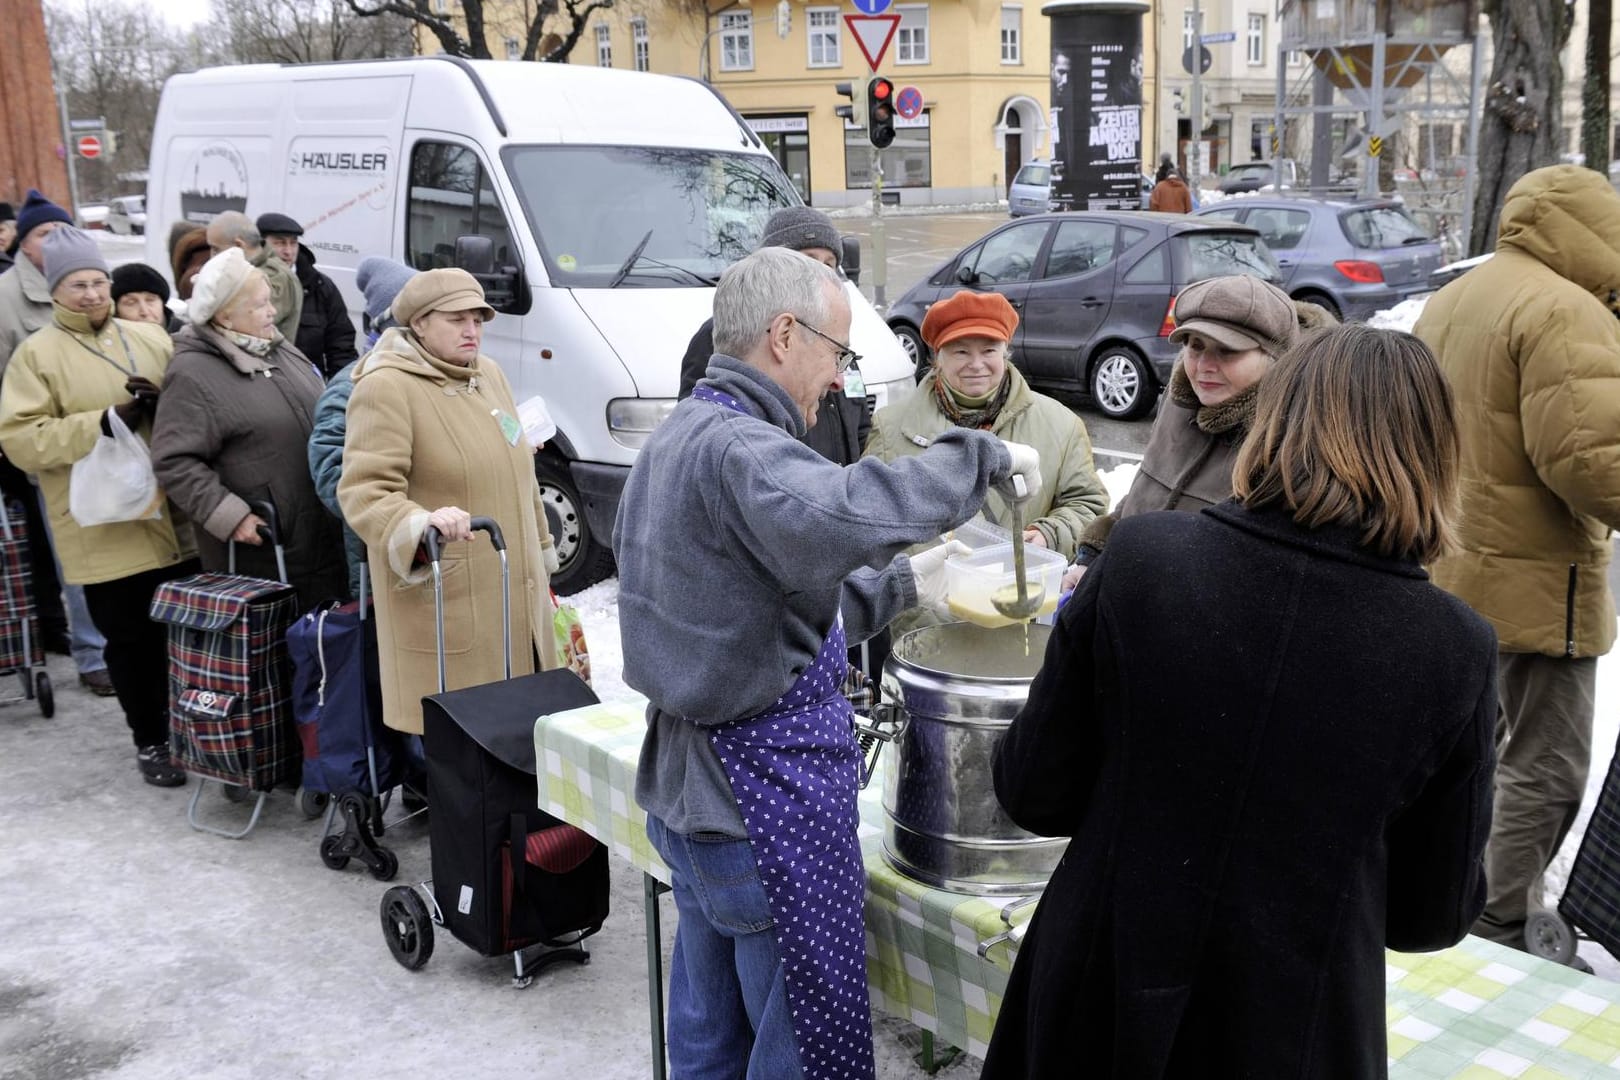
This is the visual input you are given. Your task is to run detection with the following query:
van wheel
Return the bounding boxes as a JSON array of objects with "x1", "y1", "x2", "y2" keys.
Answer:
[
  {"x1": 535, "y1": 454, "x2": 615, "y2": 597},
  {"x1": 890, "y1": 324, "x2": 930, "y2": 383},
  {"x1": 1089, "y1": 345, "x2": 1155, "y2": 420}
]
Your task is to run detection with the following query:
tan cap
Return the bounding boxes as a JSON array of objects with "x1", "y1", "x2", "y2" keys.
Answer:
[
  {"x1": 1169, "y1": 274, "x2": 1297, "y2": 357},
  {"x1": 391, "y1": 267, "x2": 496, "y2": 326}
]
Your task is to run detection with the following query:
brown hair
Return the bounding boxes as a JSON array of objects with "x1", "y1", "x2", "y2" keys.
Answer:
[{"x1": 1231, "y1": 322, "x2": 1458, "y2": 563}]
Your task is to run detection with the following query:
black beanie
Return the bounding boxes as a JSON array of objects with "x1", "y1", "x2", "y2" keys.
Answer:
[
  {"x1": 0, "y1": 203, "x2": 14, "y2": 224},
  {"x1": 111, "y1": 262, "x2": 171, "y2": 305}
]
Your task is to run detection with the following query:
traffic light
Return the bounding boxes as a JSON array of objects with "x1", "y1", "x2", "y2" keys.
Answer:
[
  {"x1": 867, "y1": 75, "x2": 896, "y2": 149},
  {"x1": 835, "y1": 81, "x2": 866, "y2": 128}
]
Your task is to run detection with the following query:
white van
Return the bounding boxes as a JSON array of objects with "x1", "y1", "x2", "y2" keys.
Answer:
[{"x1": 145, "y1": 57, "x2": 914, "y2": 592}]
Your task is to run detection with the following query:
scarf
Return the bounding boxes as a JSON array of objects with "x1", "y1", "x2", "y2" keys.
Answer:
[
  {"x1": 931, "y1": 370, "x2": 1013, "y2": 431},
  {"x1": 1169, "y1": 362, "x2": 1261, "y2": 436},
  {"x1": 222, "y1": 328, "x2": 277, "y2": 357}
]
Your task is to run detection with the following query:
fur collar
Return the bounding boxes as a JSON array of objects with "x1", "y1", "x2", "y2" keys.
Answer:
[{"x1": 1169, "y1": 362, "x2": 1261, "y2": 436}]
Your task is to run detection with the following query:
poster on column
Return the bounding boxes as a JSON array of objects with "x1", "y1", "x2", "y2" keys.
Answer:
[{"x1": 1049, "y1": 14, "x2": 1143, "y2": 211}]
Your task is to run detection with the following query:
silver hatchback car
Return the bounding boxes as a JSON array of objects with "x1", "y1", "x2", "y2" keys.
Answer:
[{"x1": 1008, "y1": 161, "x2": 1052, "y2": 217}]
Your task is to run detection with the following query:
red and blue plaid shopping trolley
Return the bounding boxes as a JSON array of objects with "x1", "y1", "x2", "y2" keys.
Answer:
[
  {"x1": 149, "y1": 571, "x2": 300, "y2": 838},
  {"x1": 0, "y1": 497, "x2": 52, "y2": 717}
]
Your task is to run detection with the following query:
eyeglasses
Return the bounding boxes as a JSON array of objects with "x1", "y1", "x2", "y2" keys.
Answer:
[
  {"x1": 794, "y1": 317, "x2": 861, "y2": 374},
  {"x1": 61, "y1": 278, "x2": 112, "y2": 295}
]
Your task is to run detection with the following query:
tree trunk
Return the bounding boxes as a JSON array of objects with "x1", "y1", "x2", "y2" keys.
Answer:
[
  {"x1": 1470, "y1": 0, "x2": 1571, "y2": 255},
  {"x1": 1583, "y1": 0, "x2": 1612, "y2": 174}
]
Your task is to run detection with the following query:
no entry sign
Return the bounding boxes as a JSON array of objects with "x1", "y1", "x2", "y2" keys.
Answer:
[{"x1": 76, "y1": 135, "x2": 102, "y2": 159}]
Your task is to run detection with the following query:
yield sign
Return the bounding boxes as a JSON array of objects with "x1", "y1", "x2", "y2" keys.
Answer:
[{"x1": 844, "y1": 13, "x2": 900, "y2": 70}]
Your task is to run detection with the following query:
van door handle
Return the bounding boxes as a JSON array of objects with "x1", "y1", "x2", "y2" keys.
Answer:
[
  {"x1": 1079, "y1": 297, "x2": 1104, "y2": 308},
  {"x1": 1007, "y1": 298, "x2": 1022, "y2": 309}
]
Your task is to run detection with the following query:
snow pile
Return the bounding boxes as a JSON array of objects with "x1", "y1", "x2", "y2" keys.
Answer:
[{"x1": 1367, "y1": 297, "x2": 1430, "y2": 333}]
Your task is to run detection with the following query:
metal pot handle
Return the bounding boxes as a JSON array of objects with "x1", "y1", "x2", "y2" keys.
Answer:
[{"x1": 852, "y1": 700, "x2": 908, "y2": 790}]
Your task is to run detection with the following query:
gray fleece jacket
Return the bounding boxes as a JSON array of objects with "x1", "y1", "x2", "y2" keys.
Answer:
[{"x1": 615, "y1": 354, "x2": 1011, "y2": 837}]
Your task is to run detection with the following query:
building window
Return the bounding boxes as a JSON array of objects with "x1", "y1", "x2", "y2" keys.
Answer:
[
  {"x1": 505, "y1": 37, "x2": 521, "y2": 61},
  {"x1": 1000, "y1": 5, "x2": 1021, "y2": 64},
  {"x1": 1287, "y1": 49, "x2": 1304, "y2": 65},
  {"x1": 433, "y1": 0, "x2": 449, "y2": 13},
  {"x1": 895, "y1": 5, "x2": 929, "y2": 64},
  {"x1": 844, "y1": 112, "x2": 932, "y2": 188},
  {"x1": 1246, "y1": 14, "x2": 1265, "y2": 65},
  {"x1": 720, "y1": 11, "x2": 754, "y2": 71},
  {"x1": 632, "y1": 18, "x2": 649, "y2": 71},
  {"x1": 1182, "y1": 10, "x2": 1200, "y2": 51},
  {"x1": 808, "y1": 8, "x2": 840, "y2": 67},
  {"x1": 595, "y1": 24, "x2": 612, "y2": 67}
]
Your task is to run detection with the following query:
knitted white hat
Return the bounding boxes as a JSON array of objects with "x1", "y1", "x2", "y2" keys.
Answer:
[{"x1": 188, "y1": 247, "x2": 259, "y2": 324}]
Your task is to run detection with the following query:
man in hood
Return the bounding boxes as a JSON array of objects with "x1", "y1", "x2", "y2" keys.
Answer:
[
  {"x1": 257, "y1": 212, "x2": 358, "y2": 380},
  {"x1": 1415, "y1": 164, "x2": 1620, "y2": 963}
]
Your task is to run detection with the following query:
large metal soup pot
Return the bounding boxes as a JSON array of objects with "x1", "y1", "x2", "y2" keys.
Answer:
[{"x1": 877, "y1": 621, "x2": 1067, "y2": 895}]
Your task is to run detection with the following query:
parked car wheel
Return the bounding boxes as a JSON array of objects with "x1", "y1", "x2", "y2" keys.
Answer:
[
  {"x1": 1089, "y1": 345, "x2": 1155, "y2": 420},
  {"x1": 535, "y1": 452, "x2": 615, "y2": 596},
  {"x1": 890, "y1": 322, "x2": 930, "y2": 383}
]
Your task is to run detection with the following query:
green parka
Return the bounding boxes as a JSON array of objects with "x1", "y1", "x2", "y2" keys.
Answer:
[
  {"x1": 1414, "y1": 165, "x2": 1620, "y2": 658},
  {"x1": 864, "y1": 365, "x2": 1107, "y2": 558}
]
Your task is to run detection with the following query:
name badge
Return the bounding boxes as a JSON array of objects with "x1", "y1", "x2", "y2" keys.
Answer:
[
  {"x1": 493, "y1": 409, "x2": 522, "y2": 447},
  {"x1": 842, "y1": 369, "x2": 867, "y2": 398}
]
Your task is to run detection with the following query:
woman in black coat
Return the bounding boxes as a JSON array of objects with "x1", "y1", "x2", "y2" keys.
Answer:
[{"x1": 983, "y1": 323, "x2": 1497, "y2": 1079}]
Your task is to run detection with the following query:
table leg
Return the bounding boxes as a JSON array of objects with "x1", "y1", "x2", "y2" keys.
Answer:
[
  {"x1": 916, "y1": 1030, "x2": 960, "y2": 1074},
  {"x1": 645, "y1": 872, "x2": 668, "y2": 1080}
]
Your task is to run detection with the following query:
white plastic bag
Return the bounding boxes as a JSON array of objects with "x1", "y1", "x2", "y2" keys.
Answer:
[{"x1": 69, "y1": 409, "x2": 162, "y2": 526}]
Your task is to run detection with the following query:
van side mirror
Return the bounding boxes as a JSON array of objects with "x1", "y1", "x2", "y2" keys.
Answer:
[
  {"x1": 955, "y1": 263, "x2": 978, "y2": 285},
  {"x1": 454, "y1": 234, "x2": 526, "y2": 314},
  {"x1": 840, "y1": 235, "x2": 862, "y2": 285}
]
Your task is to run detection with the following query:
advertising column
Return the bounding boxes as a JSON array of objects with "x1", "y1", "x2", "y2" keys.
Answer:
[{"x1": 1043, "y1": 0, "x2": 1149, "y2": 211}]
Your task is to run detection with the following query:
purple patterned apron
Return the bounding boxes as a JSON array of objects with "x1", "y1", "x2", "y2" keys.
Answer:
[{"x1": 693, "y1": 384, "x2": 876, "y2": 1079}]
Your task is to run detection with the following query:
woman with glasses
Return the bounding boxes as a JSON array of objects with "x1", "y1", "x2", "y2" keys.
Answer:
[
  {"x1": 865, "y1": 289, "x2": 1108, "y2": 627},
  {"x1": 0, "y1": 227, "x2": 199, "y2": 787},
  {"x1": 149, "y1": 248, "x2": 344, "y2": 611}
]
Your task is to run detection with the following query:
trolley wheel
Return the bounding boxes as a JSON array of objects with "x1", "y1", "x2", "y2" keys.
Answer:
[
  {"x1": 1526, "y1": 910, "x2": 1577, "y2": 964},
  {"x1": 34, "y1": 673, "x2": 53, "y2": 718},
  {"x1": 381, "y1": 886, "x2": 434, "y2": 970},
  {"x1": 297, "y1": 787, "x2": 329, "y2": 819},
  {"x1": 222, "y1": 782, "x2": 251, "y2": 804},
  {"x1": 319, "y1": 834, "x2": 351, "y2": 871},
  {"x1": 370, "y1": 846, "x2": 400, "y2": 882}
]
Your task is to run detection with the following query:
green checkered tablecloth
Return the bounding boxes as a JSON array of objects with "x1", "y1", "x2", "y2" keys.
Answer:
[{"x1": 535, "y1": 699, "x2": 1620, "y2": 1073}]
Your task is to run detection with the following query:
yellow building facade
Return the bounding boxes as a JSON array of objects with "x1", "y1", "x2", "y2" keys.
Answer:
[{"x1": 439, "y1": 1, "x2": 1161, "y2": 208}]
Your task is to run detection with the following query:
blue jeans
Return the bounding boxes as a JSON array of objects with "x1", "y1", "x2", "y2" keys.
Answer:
[
  {"x1": 647, "y1": 815, "x2": 804, "y2": 1080},
  {"x1": 37, "y1": 488, "x2": 106, "y2": 674}
]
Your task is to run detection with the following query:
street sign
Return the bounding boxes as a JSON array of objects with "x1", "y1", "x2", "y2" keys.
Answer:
[
  {"x1": 844, "y1": 13, "x2": 900, "y2": 70},
  {"x1": 76, "y1": 135, "x2": 102, "y2": 160},
  {"x1": 68, "y1": 117, "x2": 105, "y2": 132},
  {"x1": 850, "y1": 0, "x2": 892, "y2": 13},
  {"x1": 1368, "y1": 135, "x2": 1384, "y2": 157},
  {"x1": 1200, "y1": 31, "x2": 1237, "y2": 43},
  {"x1": 895, "y1": 85, "x2": 923, "y2": 120},
  {"x1": 1181, "y1": 45, "x2": 1212, "y2": 75}
]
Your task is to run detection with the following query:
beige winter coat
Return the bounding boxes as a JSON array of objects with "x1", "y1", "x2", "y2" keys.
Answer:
[
  {"x1": 1415, "y1": 165, "x2": 1620, "y2": 658},
  {"x1": 338, "y1": 327, "x2": 560, "y2": 734},
  {"x1": 0, "y1": 256, "x2": 53, "y2": 378},
  {"x1": 0, "y1": 305, "x2": 195, "y2": 584}
]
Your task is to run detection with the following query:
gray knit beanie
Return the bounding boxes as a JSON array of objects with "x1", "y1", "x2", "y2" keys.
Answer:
[
  {"x1": 42, "y1": 227, "x2": 110, "y2": 293},
  {"x1": 758, "y1": 207, "x2": 841, "y2": 264},
  {"x1": 356, "y1": 256, "x2": 417, "y2": 330}
]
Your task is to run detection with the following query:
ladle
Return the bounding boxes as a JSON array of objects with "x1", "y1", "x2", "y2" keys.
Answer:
[{"x1": 992, "y1": 474, "x2": 1047, "y2": 622}]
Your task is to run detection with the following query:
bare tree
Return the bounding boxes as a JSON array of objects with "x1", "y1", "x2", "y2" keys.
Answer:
[
  {"x1": 1470, "y1": 0, "x2": 1573, "y2": 254},
  {"x1": 213, "y1": 0, "x2": 415, "y2": 65},
  {"x1": 344, "y1": 0, "x2": 702, "y2": 62},
  {"x1": 1581, "y1": 0, "x2": 1611, "y2": 175}
]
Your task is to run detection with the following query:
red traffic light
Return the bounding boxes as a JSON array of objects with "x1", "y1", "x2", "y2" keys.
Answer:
[{"x1": 871, "y1": 77, "x2": 893, "y2": 100}]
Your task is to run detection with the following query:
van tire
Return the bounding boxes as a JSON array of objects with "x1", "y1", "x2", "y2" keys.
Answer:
[{"x1": 535, "y1": 454, "x2": 615, "y2": 596}]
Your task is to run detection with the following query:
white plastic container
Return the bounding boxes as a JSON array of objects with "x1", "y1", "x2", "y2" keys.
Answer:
[
  {"x1": 517, "y1": 396, "x2": 556, "y2": 447},
  {"x1": 943, "y1": 542, "x2": 1066, "y2": 628}
]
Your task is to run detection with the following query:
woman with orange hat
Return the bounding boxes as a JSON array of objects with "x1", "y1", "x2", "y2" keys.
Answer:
[{"x1": 866, "y1": 289, "x2": 1107, "y2": 561}]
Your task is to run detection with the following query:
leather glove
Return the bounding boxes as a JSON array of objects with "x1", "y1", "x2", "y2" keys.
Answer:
[
  {"x1": 995, "y1": 440, "x2": 1043, "y2": 506},
  {"x1": 109, "y1": 400, "x2": 144, "y2": 430},
  {"x1": 909, "y1": 539, "x2": 969, "y2": 612},
  {"x1": 125, "y1": 375, "x2": 161, "y2": 402}
]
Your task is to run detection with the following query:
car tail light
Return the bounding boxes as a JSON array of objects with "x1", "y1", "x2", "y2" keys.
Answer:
[
  {"x1": 1158, "y1": 296, "x2": 1177, "y2": 336},
  {"x1": 1334, "y1": 260, "x2": 1385, "y2": 284}
]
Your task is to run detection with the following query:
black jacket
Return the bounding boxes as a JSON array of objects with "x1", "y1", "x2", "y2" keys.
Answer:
[
  {"x1": 984, "y1": 500, "x2": 1496, "y2": 1079},
  {"x1": 678, "y1": 316, "x2": 869, "y2": 466},
  {"x1": 294, "y1": 245, "x2": 358, "y2": 380}
]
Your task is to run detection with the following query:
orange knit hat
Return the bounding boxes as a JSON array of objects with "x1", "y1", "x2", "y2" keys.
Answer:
[{"x1": 920, "y1": 290, "x2": 1019, "y2": 351}]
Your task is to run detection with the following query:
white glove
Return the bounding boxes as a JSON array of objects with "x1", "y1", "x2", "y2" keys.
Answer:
[
  {"x1": 909, "y1": 539, "x2": 969, "y2": 612},
  {"x1": 995, "y1": 441, "x2": 1043, "y2": 506},
  {"x1": 542, "y1": 541, "x2": 561, "y2": 577}
]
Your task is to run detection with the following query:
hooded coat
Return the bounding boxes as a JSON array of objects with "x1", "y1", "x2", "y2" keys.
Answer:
[
  {"x1": 1148, "y1": 175, "x2": 1194, "y2": 214},
  {"x1": 1414, "y1": 165, "x2": 1620, "y2": 658},
  {"x1": 0, "y1": 306, "x2": 195, "y2": 584},
  {"x1": 337, "y1": 327, "x2": 560, "y2": 735},
  {"x1": 149, "y1": 323, "x2": 345, "y2": 610},
  {"x1": 0, "y1": 255, "x2": 52, "y2": 377}
]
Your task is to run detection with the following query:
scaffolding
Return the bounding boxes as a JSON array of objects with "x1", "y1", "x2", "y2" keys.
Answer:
[{"x1": 1273, "y1": 0, "x2": 1483, "y2": 261}]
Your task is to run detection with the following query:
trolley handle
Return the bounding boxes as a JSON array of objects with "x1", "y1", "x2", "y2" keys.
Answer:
[
  {"x1": 227, "y1": 497, "x2": 289, "y2": 583},
  {"x1": 424, "y1": 516, "x2": 505, "y2": 564}
]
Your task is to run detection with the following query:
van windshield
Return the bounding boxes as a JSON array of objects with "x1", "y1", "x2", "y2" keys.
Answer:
[{"x1": 504, "y1": 145, "x2": 800, "y2": 288}]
